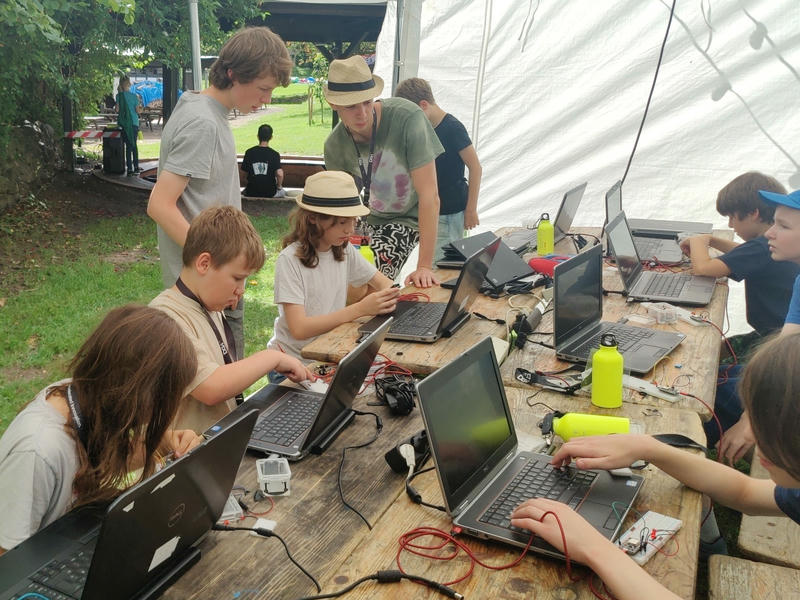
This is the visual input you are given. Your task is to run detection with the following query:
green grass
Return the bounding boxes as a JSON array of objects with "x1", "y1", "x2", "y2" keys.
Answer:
[{"x1": 0, "y1": 214, "x2": 288, "y2": 436}]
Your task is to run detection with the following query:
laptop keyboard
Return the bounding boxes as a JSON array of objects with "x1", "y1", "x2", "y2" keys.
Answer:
[
  {"x1": 251, "y1": 391, "x2": 323, "y2": 446},
  {"x1": 390, "y1": 302, "x2": 447, "y2": 335},
  {"x1": 633, "y1": 237, "x2": 669, "y2": 259},
  {"x1": 641, "y1": 273, "x2": 691, "y2": 298},
  {"x1": 569, "y1": 326, "x2": 655, "y2": 360},
  {"x1": 480, "y1": 459, "x2": 597, "y2": 530},
  {"x1": 12, "y1": 533, "x2": 98, "y2": 599}
]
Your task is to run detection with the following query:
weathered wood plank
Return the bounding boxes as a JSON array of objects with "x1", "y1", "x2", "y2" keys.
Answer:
[{"x1": 709, "y1": 555, "x2": 800, "y2": 599}]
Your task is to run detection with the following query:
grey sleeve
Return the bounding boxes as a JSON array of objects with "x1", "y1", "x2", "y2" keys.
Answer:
[{"x1": 162, "y1": 119, "x2": 220, "y2": 180}]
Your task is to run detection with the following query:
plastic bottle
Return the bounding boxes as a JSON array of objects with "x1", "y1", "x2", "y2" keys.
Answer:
[
  {"x1": 358, "y1": 236, "x2": 376, "y2": 267},
  {"x1": 537, "y1": 212, "x2": 554, "y2": 256},
  {"x1": 591, "y1": 333, "x2": 624, "y2": 408},
  {"x1": 552, "y1": 412, "x2": 630, "y2": 441}
]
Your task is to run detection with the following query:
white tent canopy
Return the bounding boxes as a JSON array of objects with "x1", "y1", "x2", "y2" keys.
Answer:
[{"x1": 374, "y1": 0, "x2": 800, "y2": 332}]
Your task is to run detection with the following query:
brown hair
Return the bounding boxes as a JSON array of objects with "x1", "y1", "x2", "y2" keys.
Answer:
[
  {"x1": 118, "y1": 75, "x2": 131, "y2": 93},
  {"x1": 395, "y1": 77, "x2": 436, "y2": 105},
  {"x1": 60, "y1": 305, "x2": 197, "y2": 507},
  {"x1": 208, "y1": 27, "x2": 292, "y2": 90},
  {"x1": 740, "y1": 332, "x2": 800, "y2": 482},
  {"x1": 282, "y1": 207, "x2": 348, "y2": 267},
  {"x1": 716, "y1": 172, "x2": 786, "y2": 223},
  {"x1": 183, "y1": 206, "x2": 266, "y2": 272}
]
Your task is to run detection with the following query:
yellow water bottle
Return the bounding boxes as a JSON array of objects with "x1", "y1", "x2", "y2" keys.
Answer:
[
  {"x1": 537, "y1": 212, "x2": 554, "y2": 255},
  {"x1": 591, "y1": 333, "x2": 624, "y2": 408},
  {"x1": 552, "y1": 412, "x2": 630, "y2": 441},
  {"x1": 358, "y1": 236, "x2": 376, "y2": 267}
]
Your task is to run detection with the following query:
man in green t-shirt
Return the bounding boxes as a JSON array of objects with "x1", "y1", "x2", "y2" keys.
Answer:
[{"x1": 323, "y1": 56, "x2": 443, "y2": 288}]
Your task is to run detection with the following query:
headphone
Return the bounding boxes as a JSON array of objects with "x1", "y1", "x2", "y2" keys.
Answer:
[{"x1": 375, "y1": 375, "x2": 416, "y2": 416}]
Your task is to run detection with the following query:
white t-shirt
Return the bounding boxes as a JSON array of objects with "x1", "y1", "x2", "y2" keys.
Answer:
[
  {"x1": 269, "y1": 242, "x2": 377, "y2": 360},
  {"x1": 0, "y1": 380, "x2": 78, "y2": 550}
]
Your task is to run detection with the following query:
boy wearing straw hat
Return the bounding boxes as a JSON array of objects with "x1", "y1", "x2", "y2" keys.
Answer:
[
  {"x1": 323, "y1": 55, "x2": 444, "y2": 288},
  {"x1": 268, "y1": 171, "x2": 400, "y2": 365}
]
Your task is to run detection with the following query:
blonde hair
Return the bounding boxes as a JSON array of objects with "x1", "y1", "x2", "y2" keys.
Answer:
[{"x1": 183, "y1": 206, "x2": 266, "y2": 271}]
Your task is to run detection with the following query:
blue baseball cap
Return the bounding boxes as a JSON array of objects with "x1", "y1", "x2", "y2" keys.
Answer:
[{"x1": 759, "y1": 188, "x2": 800, "y2": 209}]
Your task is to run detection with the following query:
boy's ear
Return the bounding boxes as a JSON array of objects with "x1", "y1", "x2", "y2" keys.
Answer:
[{"x1": 195, "y1": 251, "x2": 213, "y2": 274}]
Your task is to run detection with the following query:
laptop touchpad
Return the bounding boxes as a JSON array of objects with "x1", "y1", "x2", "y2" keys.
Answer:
[{"x1": 638, "y1": 344, "x2": 666, "y2": 358}]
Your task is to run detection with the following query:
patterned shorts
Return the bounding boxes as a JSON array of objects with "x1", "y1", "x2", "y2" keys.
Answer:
[{"x1": 362, "y1": 221, "x2": 419, "y2": 280}]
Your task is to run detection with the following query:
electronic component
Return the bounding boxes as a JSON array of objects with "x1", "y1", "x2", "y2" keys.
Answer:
[
  {"x1": 616, "y1": 510, "x2": 682, "y2": 565},
  {"x1": 249, "y1": 518, "x2": 277, "y2": 536},
  {"x1": 217, "y1": 493, "x2": 243, "y2": 524},
  {"x1": 256, "y1": 455, "x2": 292, "y2": 496}
]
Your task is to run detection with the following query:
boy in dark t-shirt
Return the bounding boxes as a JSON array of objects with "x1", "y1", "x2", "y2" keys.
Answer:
[
  {"x1": 240, "y1": 124, "x2": 285, "y2": 198},
  {"x1": 395, "y1": 77, "x2": 482, "y2": 260}
]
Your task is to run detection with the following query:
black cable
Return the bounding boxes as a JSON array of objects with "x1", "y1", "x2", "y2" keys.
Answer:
[
  {"x1": 405, "y1": 466, "x2": 446, "y2": 512},
  {"x1": 527, "y1": 339, "x2": 553, "y2": 349},
  {"x1": 295, "y1": 569, "x2": 463, "y2": 600},
  {"x1": 337, "y1": 410, "x2": 382, "y2": 529},
  {"x1": 602, "y1": 288, "x2": 627, "y2": 296},
  {"x1": 620, "y1": 0, "x2": 677, "y2": 186},
  {"x1": 212, "y1": 524, "x2": 321, "y2": 592}
]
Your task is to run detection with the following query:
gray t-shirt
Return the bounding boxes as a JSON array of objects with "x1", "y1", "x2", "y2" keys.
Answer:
[
  {"x1": 156, "y1": 92, "x2": 241, "y2": 287},
  {"x1": 268, "y1": 242, "x2": 377, "y2": 361},
  {"x1": 0, "y1": 380, "x2": 78, "y2": 550}
]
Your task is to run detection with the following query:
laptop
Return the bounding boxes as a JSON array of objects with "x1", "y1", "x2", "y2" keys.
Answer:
[
  {"x1": 207, "y1": 318, "x2": 392, "y2": 461},
  {"x1": 359, "y1": 239, "x2": 499, "y2": 342},
  {"x1": 436, "y1": 232, "x2": 535, "y2": 289},
  {"x1": 554, "y1": 244, "x2": 686, "y2": 374},
  {"x1": 416, "y1": 336, "x2": 643, "y2": 559},
  {"x1": 500, "y1": 182, "x2": 588, "y2": 253},
  {"x1": 606, "y1": 211, "x2": 716, "y2": 306},
  {"x1": 0, "y1": 409, "x2": 258, "y2": 600}
]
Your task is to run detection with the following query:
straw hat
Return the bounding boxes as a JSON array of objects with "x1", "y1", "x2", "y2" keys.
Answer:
[
  {"x1": 323, "y1": 56, "x2": 384, "y2": 106},
  {"x1": 295, "y1": 171, "x2": 370, "y2": 217}
]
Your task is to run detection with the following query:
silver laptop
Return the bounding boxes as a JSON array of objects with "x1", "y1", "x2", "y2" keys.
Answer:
[
  {"x1": 207, "y1": 318, "x2": 392, "y2": 460},
  {"x1": 554, "y1": 244, "x2": 686, "y2": 374},
  {"x1": 416, "y1": 336, "x2": 643, "y2": 559},
  {"x1": 502, "y1": 182, "x2": 588, "y2": 253},
  {"x1": 359, "y1": 239, "x2": 499, "y2": 342},
  {"x1": 606, "y1": 211, "x2": 716, "y2": 306}
]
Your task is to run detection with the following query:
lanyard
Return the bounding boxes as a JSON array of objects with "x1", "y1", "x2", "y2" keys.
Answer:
[
  {"x1": 175, "y1": 277, "x2": 244, "y2": 404},
  {"x1": 66, "y1": 384, "x2": 89, "y2": 448},
  {"x1": 347, "y1": 107, "x2": 377, "y2": 206}
]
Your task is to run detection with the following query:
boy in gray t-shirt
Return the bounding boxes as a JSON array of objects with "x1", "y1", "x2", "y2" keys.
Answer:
[{"x1": 147, "y1": 26, "x2": 292, "y2": 357}]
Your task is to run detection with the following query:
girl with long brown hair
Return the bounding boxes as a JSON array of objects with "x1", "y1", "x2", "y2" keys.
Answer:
[{"x1": 0, "y1": 305, "x2": 201, "y2": 553}]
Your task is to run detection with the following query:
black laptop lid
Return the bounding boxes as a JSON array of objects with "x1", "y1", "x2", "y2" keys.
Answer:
[
  {"x1": 438, "y1": 239, "x2": 498, "y2": 333},
  {"x1": 554, "y1": 182, "x2": 588, "y2": 241},
  {"x1": 416, "y1": 337, "x2": 516, "y2": 514},
  {"x1": 553, "y1": 244, "x2": 603, "y2": 349},
  {"x1": 305, "y1": 318, "x2": 391, "y2": 447},
  {"x1": 82, "y1": 409, "x2": 258, "y2": 600},
  {"x1": 605, "y1": 211, "x2": 644, "y2": 293}
]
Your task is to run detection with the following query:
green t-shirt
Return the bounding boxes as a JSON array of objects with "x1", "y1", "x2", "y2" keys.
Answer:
[{"x1": 324, "y1": 97, "x2": 444, "y2": 230}]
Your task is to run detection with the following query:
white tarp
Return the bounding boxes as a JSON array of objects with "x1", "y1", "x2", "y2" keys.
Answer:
[{"x1": 375, "y1": 0, "x2": 800, "y2": 333}]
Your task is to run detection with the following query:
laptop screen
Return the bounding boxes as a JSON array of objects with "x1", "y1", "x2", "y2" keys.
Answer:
[
  {"x1": 554, "y1": 182, "x2": 588, "y2": 241},
  {"x1": 417, "y1": 337, "x2": 516, "y2": 513},
  {"x1": 554, "y1": 244, "x2": 603, "y2": 349},
  {"x1": 438, "y1": 238, "x2": 498, "y2": 332},
  {"x1": 605, "y1": 211, "x2": 644, "y2": 292},
  {"x1": 605, "y1": 180, "x2": 622, "y2": 224}
]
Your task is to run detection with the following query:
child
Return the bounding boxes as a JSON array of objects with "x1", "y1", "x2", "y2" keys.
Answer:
[
  {"x1": 395, "y1": 77, "x2": 482, "y2": 261},
  {"x1": 0, "y1": 305, "x2": 202, "y2": 553},
  {"x1": 240, "y1": 124, "x2": 286, "y2": 198},
  {"x1": 267, "y1": 171, "x2": 400, "y2": 364},
  {"x1": 511, "y1": 332, "x2": 800, "y2": 600},
  {"x1": 150, "y1": 205, "x2": 312, "y2": 433}
]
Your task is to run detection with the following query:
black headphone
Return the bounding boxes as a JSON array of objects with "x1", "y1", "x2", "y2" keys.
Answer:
[{"x1": 375, "y1": 375, "x2": 416, "y2": 416}]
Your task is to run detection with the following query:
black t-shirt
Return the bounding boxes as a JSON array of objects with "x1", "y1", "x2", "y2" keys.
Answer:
[
  {"x1": 434, "y1": 114, "x2": 472, "y2": 215},
  {"x1": 719, "y1": 236, "x2": 800, "y2": 335},
  {"x1": 242, "y1": 145, "x2": 281, "y2": 197}
]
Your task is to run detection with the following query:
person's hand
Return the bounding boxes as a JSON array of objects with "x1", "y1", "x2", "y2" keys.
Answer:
[
  {"x1": 678, "y1": 235, "x2": 693, "y2": 256},
  {"x1": 166, "y1": 429, "x2": 204, "y2": 458},
  {"x1": 465, "y1": 208, "x2": 480, "y2": 230},
  {"x1": 276, "y1": 355, "x2": 316, "y2": 383},
  {"x1": 358, "y1": 286, "x2": 400, "y2": 316},
  {"x1": 717, "y1": 414, "x2": 755, "y2": 465},
  {"x1": 511, "y1": 498, "x2": 612, "y2": 563},
  {"x1": 549, "y1": 434, "x2": 654, "y2": 470},
  {"x1": 404, "y1": 266, "x2": 440, "y2": 288}
]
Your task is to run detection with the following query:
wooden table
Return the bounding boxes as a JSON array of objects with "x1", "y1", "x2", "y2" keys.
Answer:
[{"x1": 166, "y1": 385, "x2": 704, "y2": 599}]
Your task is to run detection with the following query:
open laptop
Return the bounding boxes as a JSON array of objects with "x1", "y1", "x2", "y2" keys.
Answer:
[
  {"x1": 359, "y1": 239, "x2": 498, "y2": 342},
  {"x1": 416, "y1": 336, "x2": 643, "y2": 559},
  {"x1": 207, "y1": 318, "x2": 392, "y2": 461},
  {"x1": 0, "y1": 409, "x2": 258, "y2": 600},
  {"x1": 436, "y1": 231, "x2": 535, "y2": 289},
  {"x1": 500, "y1": 182, "x2": 588, "y2": 253},
  {"x1": 606, "y1": 211, "x2": 716, "y2": 306},
  {"x1": 554, "y1": 244, "x2": 686, "y2": 374}
]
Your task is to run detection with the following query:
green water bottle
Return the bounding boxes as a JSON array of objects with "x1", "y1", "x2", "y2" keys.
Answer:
[
  {"x1": 358, "y1": 236, "x2": 376, "y2": 267},
  {"x1": 537, "y1": 212, "x2": 554, "y2": 255},
  {"x1": 591, "y1": 333, "x2": 624, "y2": 408},
  {"x1": 552, "y1": 412, "x2": 630, "y2": 441}
]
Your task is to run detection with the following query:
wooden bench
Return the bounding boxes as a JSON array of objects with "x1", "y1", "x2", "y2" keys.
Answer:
[
  {"x1": 709, "y1": 555, "x2": 800, "y2": 599},
  {"x1": 737, "y1": 456, "x2": 800, "y2": 568}
]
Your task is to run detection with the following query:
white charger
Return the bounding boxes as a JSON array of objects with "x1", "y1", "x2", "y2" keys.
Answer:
[{"x1": 256, "y1": 454, "x2": 292, "y2": 496}]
